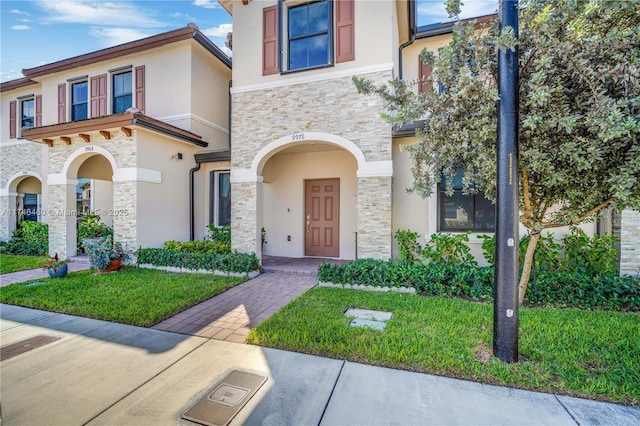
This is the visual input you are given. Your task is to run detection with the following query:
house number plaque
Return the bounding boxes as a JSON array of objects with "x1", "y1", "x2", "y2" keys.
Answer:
[{"x1": 291, "y1": 133, "x2": 305, "y2": 141}]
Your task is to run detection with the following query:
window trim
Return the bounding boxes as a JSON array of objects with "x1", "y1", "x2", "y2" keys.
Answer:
[
  {"x1": 210, "y1": 170, "x2": 231, "y2": 227},
  {"x1": 437, "y1": 188, "x2": 495, "y2": 233},
  {"x1": 71, "y1": 80, "x2": 89, "y2": 121},
  {"x1": 20, "y1": 96, "x2": 35, "y2": 134},
  {"x1": 111, "y1": 69, "x2": 133, "y2": 114},
  {"x1": 278, "y1": 0, "x2": 335, "y2": 74}
]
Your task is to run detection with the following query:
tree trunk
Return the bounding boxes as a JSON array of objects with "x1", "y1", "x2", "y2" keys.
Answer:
[{"x1": 518, "y1": 231, "x2": 541, "y2": 305}]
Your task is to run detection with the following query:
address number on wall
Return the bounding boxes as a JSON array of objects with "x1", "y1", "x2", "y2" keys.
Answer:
[
  {"x1": 85, "y1": 146, "x2": 95, "y2": 152},
  {"x1": 291, "y1": 133, "x2": 306, "y2": 141}
]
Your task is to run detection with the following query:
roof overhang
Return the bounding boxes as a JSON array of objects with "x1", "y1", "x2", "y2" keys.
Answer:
[
  {"x1": 21, "y1": 112, "x2": 207, "y2": 148},
  {"x1": 195, "y1": 150, "x2": 231, "y2": 163},
  {"x1": 1, "y1": 77, "x2": 38, "y2": 93},
  {"x1": 20, "y1": 24, "x2": 230, "y2": 81}
]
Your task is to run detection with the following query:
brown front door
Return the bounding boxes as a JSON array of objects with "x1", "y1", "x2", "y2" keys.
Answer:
[{"x1": 305, "y1": 178, "x2": 340, "y2": 257}]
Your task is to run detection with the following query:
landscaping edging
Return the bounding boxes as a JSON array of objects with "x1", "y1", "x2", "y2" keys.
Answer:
[
  {"x1": 318, "y1": 281, "x2": 416, "y2": 294},
  {"x1": 138, "y1": 264, "x2": 260, "y2": 279}
]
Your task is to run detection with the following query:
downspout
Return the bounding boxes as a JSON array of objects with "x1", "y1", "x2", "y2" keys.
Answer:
[
  {"x1": 398, "y1": 0, "x2": 417, "y2": 79},
  {"x1": 189, "y1": 160, "x2": 202, "y2": 241}
]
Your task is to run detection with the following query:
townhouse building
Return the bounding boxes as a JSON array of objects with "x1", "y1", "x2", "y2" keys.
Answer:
[
  {"x1": 1, "y1": 24, "x2": 232, "y2": 258},
  {"x1": 1, "y1": 0, "x2": 638, "y2": 274}
]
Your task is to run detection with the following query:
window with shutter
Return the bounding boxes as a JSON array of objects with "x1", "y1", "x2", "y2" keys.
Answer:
[
  {"x1": 335, "y1": 0, "x2": 354, "y2": 63},
  {"x1": 58, "y1": 83, "x2": 66, "y2": 123},
  {"x1": 35, "y1": 95, "x2": 42, "y2": 127},
  {"x1": 90, "y1": 74, "x2": 107, "y2": 118},
  {"x1": 9, "y1": 100, "x2": 17, "y2": 139},
  {"x1": 263, "y1": 6, "x2": 278, "y2": 75},
  {"x1": 135, "y1": 65, "x2": 145, "y2": 113},
  {"x1": 419, "y1": 56, "x2": 433, "y2": 93}
]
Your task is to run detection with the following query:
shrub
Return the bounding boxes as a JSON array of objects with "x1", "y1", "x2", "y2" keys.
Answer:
[
  {"x1": 422, "y1": 231, "x2": 477, "y2": 267},
  {"x1": 394, "y1": 229, "x2": 422, "y2": 263},
  {"x1": 77, "y1": 215, "x2": 112, "y2": 252},
  {"x1": 318, "y1": 258, "x2": 638, "y2": 311},
  {"x1": 136, "y1": 248, "x2": 260, "y2": 274},
  {"x1": 208, "y1": 224, "x2": 231, "y2": 244},
  {"x1": 163, "y1": 240, "x2": 231, "y2": 255},
  {"x1": 560, "y1": 228, "x2": 618, "y2": 275},
  {"x1": 4, "y1": 220, "x2": 48, "y2": 255}
]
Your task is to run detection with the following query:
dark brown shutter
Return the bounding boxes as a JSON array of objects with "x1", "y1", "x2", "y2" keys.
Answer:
[
  {"x1": 135, "y1": 65, "x2": 145, "y2": 113},
  {"x1": 90, "y1": 74, "x2": 107, "y2": 117},
  {"x1": 336, "y1": 0, "x2": 355, "y2": 63},
  {"x1": 35, "y1": 95, "x2": 42, "y2": 127},
  {"x1": 419, "y1": 56, "x2": 433, "y2": 93},
  {"x1": 58, "y1": 83, "x2": 66, "y2": 123},
  {"x1": 9, "y1": 100, "x2": 16, "y2": 139},
  {"x1": 262, "y1": 5, "x2": 278, "y2": 75}
]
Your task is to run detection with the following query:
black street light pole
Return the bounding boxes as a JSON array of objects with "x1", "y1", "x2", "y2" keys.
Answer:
[{"x1": 494, "y1": 0, "x2": 520, "y2": 363}]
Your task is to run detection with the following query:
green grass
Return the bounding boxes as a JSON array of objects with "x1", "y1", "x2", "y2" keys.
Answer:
[
  {"x1": 247, "y1": 287, "x2": 640, "y2": 406},
  {"x1": 0, "y1": 254, "x2": 48, "y2": 274},
  {"x1": 0, "y1": 266, "x2": 246, "y2": 326}
]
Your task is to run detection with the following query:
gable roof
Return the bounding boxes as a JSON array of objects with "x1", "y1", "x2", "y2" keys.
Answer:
[{"x1": 1, "y1": 24, "x2": 231, "y2": 92}]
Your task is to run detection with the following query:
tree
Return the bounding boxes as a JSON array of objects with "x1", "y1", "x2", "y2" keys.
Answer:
[{"x1": 354, "y1": 0, "x2": 640, "y2": 304}]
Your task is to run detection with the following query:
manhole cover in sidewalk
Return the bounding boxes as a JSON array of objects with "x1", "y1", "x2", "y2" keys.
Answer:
[
  {"x1": 0, "y1": 335, "x2": 61, "y2": 361},
  {"x1": 181, "y1": 369, "x2": 267, "y2": 426}
]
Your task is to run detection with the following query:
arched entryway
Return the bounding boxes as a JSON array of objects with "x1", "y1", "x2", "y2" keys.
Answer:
[
  {"x1": 231, "y1": 132, "x2": 393, "y2": 260},
  {"x1": 4, "y1": 173, "x2": 43, "y2": 238},
  {"x1": 48, "y1": 146, "x2": 118, "y2": 258}
]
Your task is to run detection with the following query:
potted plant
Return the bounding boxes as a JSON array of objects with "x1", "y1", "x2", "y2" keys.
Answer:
[
  {"x1": 84, "y1": 237, "x2": 129, "y2": 272},
  {"x1": 77, "y1": 214, "x2": 113, "y2": 253},
  {"x1": 43, "y1": 253, "x2": 68, "y2": 278}
]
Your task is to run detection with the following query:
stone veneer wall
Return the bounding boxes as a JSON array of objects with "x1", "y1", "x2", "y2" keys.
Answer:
[
  {"x1": 617, "y1": 209, "x2": 640, "y2": 276},
  {"x1": 231, "y1": 70, "x2": 393, "y2": 259},
  {"x1": 0, "y1": 142, "x2": 43, "y2": 241},
  {"x1": 46, "y1": 131, "x2": 138, "y2": 258}
]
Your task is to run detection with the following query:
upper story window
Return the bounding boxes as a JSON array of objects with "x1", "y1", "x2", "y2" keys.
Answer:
[
  {"x1": 21, "y1": 97, "x2": 34, "y2": 129},
  {"x1": 112, "y1": 71, "x2": 132, "y2": 113},
  {"x1": 262, "y1": 0, "x2": 354, "y2": 76},
  {"x1": 439, "y1": 171, "x2": 495, "y2": 232},
  {"x1": 71, "y1": 81, "x2": 88, "y2": 121},
  {"x1": 288, "y1": 1, "x2": 331, "y2": 71}
]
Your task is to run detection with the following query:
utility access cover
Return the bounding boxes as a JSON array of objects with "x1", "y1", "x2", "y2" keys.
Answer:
[
  {"x1": 345, "y1": 308, "x2": 393, "y2": 331},
  {"x1": 181, "y1": 369, "x2": 267, "y2": 426}
]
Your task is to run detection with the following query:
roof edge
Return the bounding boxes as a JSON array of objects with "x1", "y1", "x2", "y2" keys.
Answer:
[{"x1": 1, "y1": 77, "x2": 38, "y2": 93}]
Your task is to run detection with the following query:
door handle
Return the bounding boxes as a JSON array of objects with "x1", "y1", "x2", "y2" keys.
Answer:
[{"x1": 306, "y1": 215, "x2": 310, "y2": 232}]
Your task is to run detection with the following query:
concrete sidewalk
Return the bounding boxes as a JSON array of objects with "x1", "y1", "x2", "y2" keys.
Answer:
[
  {"x1": 0, "y1": 256, "x2": 91, "y2": 287},
  {"x1": 2, "y1": 304, "x2": 639, "y2": 426}
]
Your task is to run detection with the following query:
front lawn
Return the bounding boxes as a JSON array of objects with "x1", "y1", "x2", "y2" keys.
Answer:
[
  {"x1": 246, "y1": 287, "x2": 640, "y2": 406},
  {"x1": 0, "y1": 254, "x2": 48, "y2": 274},
  {"x1": 0, "y1": 267, "x2": 246, "y2": 326}
]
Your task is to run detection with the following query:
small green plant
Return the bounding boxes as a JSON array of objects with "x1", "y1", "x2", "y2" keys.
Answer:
[
  {"x1": 422, "y1": 232, "x2": 477, "y2": 267},
  {"x1": 84, "y1": 237, "x2": 128, "y2": 270},
  {"x1": 77, "y1": 214, "x2": 112, "y2": 252},
  {"x1": 41, "y1": 253, "x2": 67, "y2": 273},
  {"x1": 561, "y1": 227, "x2": 618, "y2": 275},
  {"x1": 207, "y1": 224, "x2": 231, "y2": 244},
  {"x1": 136, "y1": 248, "x2": 260, "y2": 275},
  {"x1": 4, "y1": 220, "x2": 48, "y2": 255},
  {"x1": 164, "y1": 240, "x2": 230, "y2": 255},
  {"x1": 394, "y1": 229, "x2": 422, "y2": 263}
]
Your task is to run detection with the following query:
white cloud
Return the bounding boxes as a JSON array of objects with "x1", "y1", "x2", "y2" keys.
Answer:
[
  {"x1": 202, "y1": 23, "x2": 232, "y2": 38},
  {"x1": 11, "y1": 9, "x2": 30, "y2": 15},
  {"x1": 36, "y1": 1, "x2": 164, "y2": 28},
  {"x1": 11, "y1": 25, "x2": 31, "y2": 31},
  {"x1": 193, "y1": 0, "x2": 220, "y2": 9},
  {"x1": 90, "y1": 27, "x2": 154, "y2": 47},
  {"x1": 18, "y1": 18, "x2": 33, "y2": 23}
]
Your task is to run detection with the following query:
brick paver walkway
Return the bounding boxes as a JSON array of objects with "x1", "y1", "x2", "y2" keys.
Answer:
[{"x1": 151, "y1": 266, "x2": 321, "y2": 343}]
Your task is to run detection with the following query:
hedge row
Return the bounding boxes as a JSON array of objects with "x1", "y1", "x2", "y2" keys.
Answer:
[
  {"x1": 318, "y1": 259, "x2": 640, "y2": 311},
  {"x1": 136, "y1": 248, "x2": 260, "y2": 275}
]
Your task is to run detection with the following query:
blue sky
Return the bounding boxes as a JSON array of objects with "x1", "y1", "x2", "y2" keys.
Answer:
[
  {"x1": 1, "y1": 0, "x2": 497, "y2": 83},
  {"x1": 1, "y1": 0, "x2": 233, "y2": 82}
]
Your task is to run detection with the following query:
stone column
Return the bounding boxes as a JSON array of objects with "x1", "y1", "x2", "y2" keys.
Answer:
[
  {"x1": 47, "y1": 180, "x2": 77, "y2": 259},
  {"x1": 230, "y1": 172, "x2": 263, "y2": 258},
  {"x1": 112, "y1": 180, "x2": 137, "y2": 253},
  {"x1": 357, "y1": 175, "x2": 393, "y2": 259},
  {"x1": 0, "y1": 193, "x2": 17, "y2": 241},
  {"x1": 619, "y1": 209, "x2": 640, "y2": 276}
]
